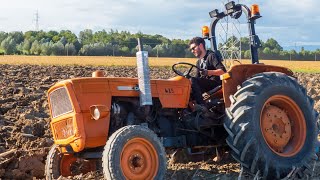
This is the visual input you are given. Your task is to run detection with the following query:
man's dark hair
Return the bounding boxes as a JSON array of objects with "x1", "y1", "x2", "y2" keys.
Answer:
[{"x1": 189, "y1": 37, "x2": 205, "y2": 47}]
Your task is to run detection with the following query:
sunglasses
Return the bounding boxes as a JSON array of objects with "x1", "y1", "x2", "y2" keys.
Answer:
[{"x1": 190, "y1": 45, "x2": 198, "y2": 51}]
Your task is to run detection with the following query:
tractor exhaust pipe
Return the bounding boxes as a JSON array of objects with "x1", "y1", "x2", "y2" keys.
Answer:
[{"x1": 136, "y1": 38, "x2": 152, "y2": 106}]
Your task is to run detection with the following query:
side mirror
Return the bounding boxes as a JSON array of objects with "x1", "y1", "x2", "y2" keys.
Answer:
[{"x1": 89, "y1": 105, "x2": 110, "y2": 120}]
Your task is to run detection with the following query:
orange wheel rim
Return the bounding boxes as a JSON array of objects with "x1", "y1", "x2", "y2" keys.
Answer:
[
  {"x1": 121, "y1": 137, "x2": 159, "y2": 180},
  {"x1": 260, "y1": 95, "x2": 306, "y2": 157},
  {"x1": 60, "y1": 154, "x2": 77, "y2": 176}
]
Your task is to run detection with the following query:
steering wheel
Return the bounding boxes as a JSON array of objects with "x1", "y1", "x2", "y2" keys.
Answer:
[{"x1": 172, "y1": 62, "x2": 200, "y2": 79}]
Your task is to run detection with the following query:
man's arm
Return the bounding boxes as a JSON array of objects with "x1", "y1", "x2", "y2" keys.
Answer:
[
  {"x1": 207, "y1": 69, "x2": 225, "y2": 76},
  {"x1": 206, "y1": 52, "x2": 226, "y2": 76}
]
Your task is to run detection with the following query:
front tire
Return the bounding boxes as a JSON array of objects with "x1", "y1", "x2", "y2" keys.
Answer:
[
  {"x1": 224, "y1": 72, "x2": 318, "y2": 179},
  {"x1": 102, "y1": 125, "x2": 167, "y2": 180},
  {"x1": 45, "y1": 145, "x2": 97, "y2": 180}
]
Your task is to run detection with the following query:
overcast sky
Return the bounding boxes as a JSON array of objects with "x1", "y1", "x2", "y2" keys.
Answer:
[{"x1": 0, "y1": 0, "x2": 318, "y2": 48}]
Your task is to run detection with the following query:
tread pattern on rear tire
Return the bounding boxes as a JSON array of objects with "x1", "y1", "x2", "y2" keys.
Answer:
[{"x1": 223, "y1": 72, "x2": 318, "y2": 179}]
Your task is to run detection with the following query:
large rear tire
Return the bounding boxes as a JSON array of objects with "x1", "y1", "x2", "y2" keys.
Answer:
[
  {"x1": 45, "y1": 145, "x2": 97, "y2": 180},
  {"x1": 224, "y1": 72, "x2": 318, "y2": 179},
  {"x1": 102, "y1": 125, "x2": 167, "y2": 180}
]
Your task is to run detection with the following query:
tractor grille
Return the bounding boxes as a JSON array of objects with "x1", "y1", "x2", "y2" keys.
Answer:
[
  {"x1": 49, "y1": 87, "x2": 73, "y2": 118},
  {"x1": 52, "y1": 118, "x2": 74, "y2": 140}
]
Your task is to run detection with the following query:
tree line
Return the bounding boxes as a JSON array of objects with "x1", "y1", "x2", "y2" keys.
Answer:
[
  {"x1": 0, "y1": 30, "x2": 193, "y2": 58},
  {"x1": 0, "y1": 29, "x2": 319, "y2": 60},
  {"x1": 239, "y1": 37, "x2": 320, "y2": 61}
]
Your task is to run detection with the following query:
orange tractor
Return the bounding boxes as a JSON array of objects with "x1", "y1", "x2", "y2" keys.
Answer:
[{"x1": 45, "y1": 1, "x2": 318, "y2": 179}]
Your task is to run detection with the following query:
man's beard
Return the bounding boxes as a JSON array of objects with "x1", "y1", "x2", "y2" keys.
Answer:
[{"x1": 195, "y1": 51, "x2": 204, "y2": 58}]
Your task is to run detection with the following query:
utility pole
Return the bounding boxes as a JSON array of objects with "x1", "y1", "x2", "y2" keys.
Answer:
[
  {"x1": 156, "y1": 46, "x2": 158, "y2": 58},
  {"x1": 289, "y1": 52, "x2": 291, "y2": 61},
  {"x1": 34, "y1": 10, "x2": 39, "y2": 31},
  {"x1": 66, "y1": 44, "x2": 69, "y2": 56}
]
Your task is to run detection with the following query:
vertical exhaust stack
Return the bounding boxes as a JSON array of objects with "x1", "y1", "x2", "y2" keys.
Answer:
[{"x1": 136, "y1": 38, "x2": 152, "y2": 106}]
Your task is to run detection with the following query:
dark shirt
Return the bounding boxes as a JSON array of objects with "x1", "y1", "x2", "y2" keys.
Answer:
[{"x1": 195, "y1": 50, "x2": 226, "y2": 84}]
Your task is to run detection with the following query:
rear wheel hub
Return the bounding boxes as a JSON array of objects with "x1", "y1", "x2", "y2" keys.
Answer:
[
  {"x1": 260, "y1": 95, "x2": 306, "y2": 157},
  {"x1": 261, "y1": 104, "x2": 291, "y2": 153}
]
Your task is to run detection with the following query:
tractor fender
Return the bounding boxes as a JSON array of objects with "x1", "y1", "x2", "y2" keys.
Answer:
[{"x1": 222, "y1": 64, "x2": 294, "y2": 108}]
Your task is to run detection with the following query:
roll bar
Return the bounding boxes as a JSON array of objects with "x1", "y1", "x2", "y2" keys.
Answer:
[{"x1": 206, "y1": 1, "x2": 262, "y2": 64}]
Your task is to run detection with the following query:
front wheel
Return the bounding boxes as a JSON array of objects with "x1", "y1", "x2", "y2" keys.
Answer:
[
  {"x1": 102, "y1": 125, "x2": 167, "y2": 180},
  {"x1": 224, "y1": 72, "x2": 318, "y2": 179},
  {"x1": 45, "y1": 145, "x2": 97, "y2": 180}
]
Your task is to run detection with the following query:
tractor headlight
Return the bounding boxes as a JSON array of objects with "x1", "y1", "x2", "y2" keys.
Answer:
[
  {"x1": 90, "y1": 105, "x2": 110, "y2": 121},
  {"x1": 93, "y1": 107, "x2": 100, "y2": 121}
]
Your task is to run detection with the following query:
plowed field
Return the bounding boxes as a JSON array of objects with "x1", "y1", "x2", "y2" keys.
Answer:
[{"x1": 1, "y1": 64, "x2": 320, "y2": 179}]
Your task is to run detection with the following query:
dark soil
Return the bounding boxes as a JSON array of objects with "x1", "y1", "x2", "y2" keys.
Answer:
[{"x1": 0, "y1": 64, "x2": 320, "y2": 179}]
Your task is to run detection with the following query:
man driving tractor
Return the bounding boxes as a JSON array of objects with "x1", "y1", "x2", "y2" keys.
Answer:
[{"x1": 188, "y1": 37, "x2": 226, "y2": 109}]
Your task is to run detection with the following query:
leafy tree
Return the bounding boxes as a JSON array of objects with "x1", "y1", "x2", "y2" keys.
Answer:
[
  {"x1": 170, "y1": 39, "x2": 188, "y2": 57},
  {"x1": 240, "y1": 37, "x2": 250, "y2": 51},
  {"x1": 271, "y1": 49, "x2": 280, "y2": 55},
  {"x1": 300, "y1": 47, "x2": 305, "y2": 55},
  {"x1": 36, "y1": 31, "x2": 47, "y2": 41},
  {"x1": 279, "y1": 50, "x2": 290, "y2": 60},
  {"x1": 264, "y1": 38, "x2": 283, "y2": 51},
  {"x1": 8, "y1": 31, "x2": 24, "y2": 44},
  {"x1": 151, "y1": 43, "x2": 170, "y2": 57},
  {"x1": 59, "y1": 30, "x2": 78, "y2": 43},
  {"x1": 0, "y1": 31, "x2": 8, "y2": 43},
  {"x1": 41, "y1": 41, "x2": 53, "y2": 55},
  {"x1": 184, "y1": 48, "x2": 194, "y2": 58},
  {"x1": 79, "y1": 43, "x2": 115, "y2": 56},
  {"x1": 47, "y1": 30, "x2": 59, "y2": 40},
  {"x1": 91, "y1": 43, "x2": 106, "y2": 56},
  {"x1": 93, "y1": 30, "x2": 110, "y2": 44},
  {"x1": 145, "y1": 45, "x2": 153, "y2": 55},
  {"x1": 22, "y1": 39, "x2": 32, "y2": 54},
  {"x1": 40, "y1": 38, "x2": 51, "y2": 44},
  {"x1": 1, "y1": 28, "x2": 319, "y2": 60},
  {"x1": 152, "y1": 45, "x2": 163, "y2": 57},
  {"x1": 1, "y1": 37, "x2": 17, "y2": 54},
  {"x1": 105, "y1": 43, "x2": 119, "y2": 56},
  {"x1": 122, "y1": 37, "x2": 139, "y2": 50},
  {"x1": 51, "y1": 42, "x2": 65, "y2": 55},
  {"x1": 79, "y1": 29, "x2": 93, "y2": 45},
  {"x1": 16, "y1": 43, "x2": 23, "y2": 54},
  {"x1": 24, "y1": 31, "x2": 37, "y2": 40},
  {"x1": 30, "y1": 40, "x2": 41, "y2": 55},
  {"x1": 79, "y1": 44, "x2": 91, "y2": 56},
  {"x1": 73, "y1": 40, "x2": 81, "y2": 54},
  {"x1": 262, "y1": 47, "x2": 271, "y2": 55},
  {"x1": 65, "y1": 43, "x2": 76, "y2": 56},
  {"x1": 52, "y1": 35, "x2": 60, "y2": 43},
  {"x1": 119, "y1": 46, "x2": 130, "y2": 56},
  {"x1": 244, "y1": 50, "x2": 251, "y2": 59},
  {"x1": 59, "y1": 37, "x2": 67, "y2": 46}
]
